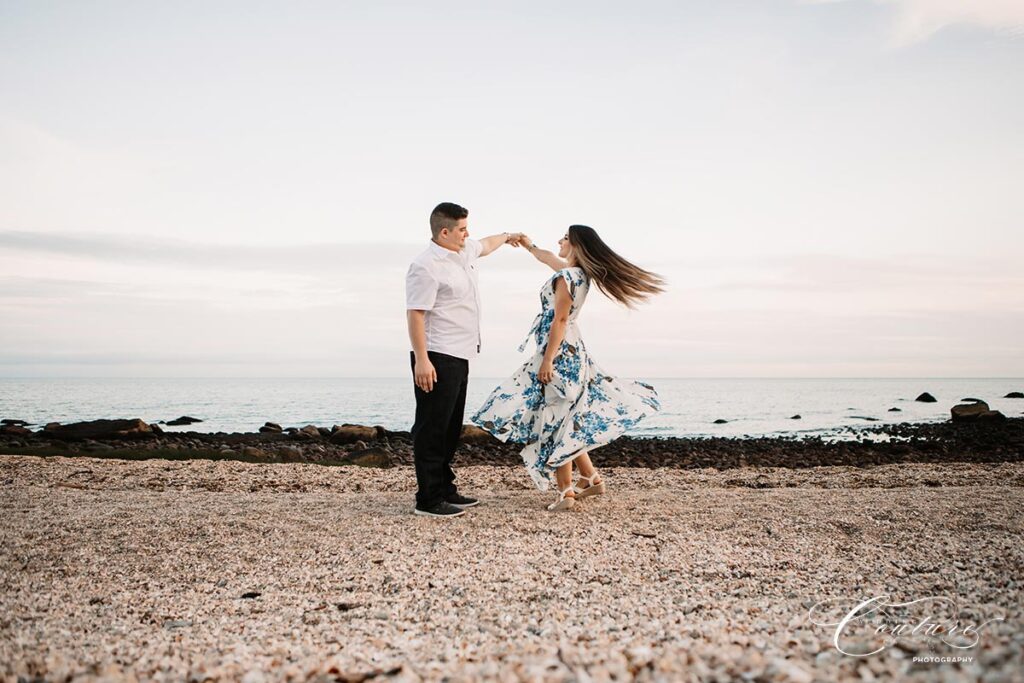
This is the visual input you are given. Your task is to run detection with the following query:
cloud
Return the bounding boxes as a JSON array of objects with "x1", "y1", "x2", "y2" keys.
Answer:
[
  {"x1": 710, "y1": 253, "x2": 1024, "y2": 294},
  {"x1": 0, "y1": 230, "x2": 419, "y2": 274},
  {"x1": 808, "y1": 0, "x2": 1024, "y2": 45}
]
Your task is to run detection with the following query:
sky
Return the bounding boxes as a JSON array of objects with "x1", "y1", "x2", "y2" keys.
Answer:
[{"x1": 1, "y1": 0, "x2": 1022, "y2": 378}]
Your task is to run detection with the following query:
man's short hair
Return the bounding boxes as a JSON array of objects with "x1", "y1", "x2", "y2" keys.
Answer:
[{"x1": 430, "y1": 202, "x2": 468, "y2": 238}]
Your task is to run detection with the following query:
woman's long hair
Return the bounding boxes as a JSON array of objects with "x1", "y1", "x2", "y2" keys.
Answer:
[{"x1": 568, "y1": 225, "x2": 666, "y2": 308}]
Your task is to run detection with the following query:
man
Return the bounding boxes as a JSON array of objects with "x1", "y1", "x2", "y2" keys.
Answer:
[{"x1": 405, "y1": 202, "x2": 519, "y2": 517}]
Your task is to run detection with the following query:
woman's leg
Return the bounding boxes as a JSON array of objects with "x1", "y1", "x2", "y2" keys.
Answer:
[
  {"x1": 554, "y1": 461, "x2": 575, "y2": 496},
  {"x1": 573, "y1": 451, "x2": 602, "y2": 485},
  {"x1": 546, "y1": 461, "x2": 576, "y2": 511}
]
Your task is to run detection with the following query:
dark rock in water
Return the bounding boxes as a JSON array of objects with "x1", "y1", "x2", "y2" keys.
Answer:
[
  {"x1": 1, "y1": 424, "x2": 32, "y2": 436},
  {"x1": 460, "y1": 424, "x2": 499, "y2": 445},
  {"x1": 713, "y1": 419, "x2": 728, "y2": 424},
  {"x1": 317, "y1": 427, "x2": 332, "y2": 438},
  {"x1": 978, "y1": 410, "x2": 1006, "y2": 423},
  {"x1": 961, "y1": 397, "x2": 985, "y2": 403},
  {"x1": 329, "y1": 425, "x2": 377, "y2": 445},
  {"x1": 296, "y1": 425, "x2": 321, "y2": 439},
  {"x1": 915, "y1": 392, "x2": 937, "y2": 403},
  {"x1": 45, "y1": 421, "x2": 61, "y2": 430},
  {"x1": 1, "y1": 419, "x2": 30, "y2": 426},
  {"x1": 166, "y1": 416, "x2": 202, "y2": 426},
  {"x1": 1005, "y1": 392, "x2": 1024, "y2": 399},
  {"x1": 789, "y1": 415, "x2": 801, "y2": 420},
  {"x1": 259, "y1": 422, "x2": 283, "y2": 433},
  {"x1": 151, "y1": 423, "x2": 164, "y2": 435},
  {"x1": 341, "y1": 446, "x2": 392, "y2": 468},
  {"x1": 45, "y1": 419, "x2": 152, "y2": 441},
  {"x1": 888, "y1": 407, "x2": 902, "y2": 412},
  {"x1": 952, "y1": 401, "x2": 990, "y2": 422},
  {"x1": 850, "y1": 416, "x2": 880, "y2": 422}
]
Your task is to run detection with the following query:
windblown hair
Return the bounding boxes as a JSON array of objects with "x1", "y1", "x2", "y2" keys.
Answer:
[
  {"x1": 568, "y1": 225, "x2": 666, "y2": 308},
  {"x1": 429, "y1": 202, "x2": 468, "y2": 238}
]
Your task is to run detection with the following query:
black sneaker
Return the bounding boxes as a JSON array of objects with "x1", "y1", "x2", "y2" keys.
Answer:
[
  {"x1": 445, "y1": 493, "x2": 480, "y2": 508},
  {"x1": 413, "y1": 500, "x2": 466, "y2": 517}
]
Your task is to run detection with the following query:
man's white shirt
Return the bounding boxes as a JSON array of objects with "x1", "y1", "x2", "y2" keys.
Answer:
[{"x1": 406, "y1": 238, "x2": 483, "y2": 361}]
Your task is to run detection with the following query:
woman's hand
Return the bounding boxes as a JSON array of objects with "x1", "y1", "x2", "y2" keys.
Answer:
[
  {"x1": 538, "y1": 358, "x2": 554, "y2": 384},
  {"x1": 517, "y1": 233, "x2": 534, "y2": 250}
]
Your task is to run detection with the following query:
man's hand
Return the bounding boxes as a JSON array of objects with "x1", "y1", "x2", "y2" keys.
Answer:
[
  {"x1": 516, "y1": 233, "x2": 534, "y2": 250},
  {"x1": 414, "y1": 357, "x2": 438, "y2": 392},
  {"x1": 538, "y1": 358, "x2": 554, "y2": 384}
]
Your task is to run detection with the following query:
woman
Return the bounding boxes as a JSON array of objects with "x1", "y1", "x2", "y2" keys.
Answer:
[{"x1": 471, "y1": 225, "x2": 665, "y2": 511}]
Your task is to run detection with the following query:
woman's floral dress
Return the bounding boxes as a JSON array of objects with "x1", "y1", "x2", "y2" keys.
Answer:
[{"x1": 471, "y1": 267, "x2": 660, "y2": 490}]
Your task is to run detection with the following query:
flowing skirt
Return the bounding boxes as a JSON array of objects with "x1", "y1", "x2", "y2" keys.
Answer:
[{"x1": 471, "y1": 337, "x2": 660, "y2": 490}]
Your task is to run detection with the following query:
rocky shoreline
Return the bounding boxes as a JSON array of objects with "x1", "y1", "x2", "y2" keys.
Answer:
[{"x1": 2, "y1": 415, "x2": 1022, "y2": 470}]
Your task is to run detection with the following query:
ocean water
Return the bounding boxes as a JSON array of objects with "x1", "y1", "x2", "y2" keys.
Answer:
[{"x1": 2, "y1": 378, "x2": 1022, "y2": 439}]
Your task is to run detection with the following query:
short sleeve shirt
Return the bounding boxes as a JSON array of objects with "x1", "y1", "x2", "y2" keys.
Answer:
[{"x1": 406, "y1": 238, "x2": 483, "y2": 360}]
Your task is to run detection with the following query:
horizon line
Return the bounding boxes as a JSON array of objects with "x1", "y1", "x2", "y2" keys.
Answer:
[{"x1": 2, "y1": 376, "x2": 1023, "y2": 381}]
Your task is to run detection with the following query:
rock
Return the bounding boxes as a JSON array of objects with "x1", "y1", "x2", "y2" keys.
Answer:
[
  {"x1": 1005, "y1": 391, "x2": 1024, "y2": 399},
  {"x1": 317, "y1": 427, "x2": 332, "y2": 438},
  {"x1": 0, "y1": 424, "x2": 31, "y2": 436},
  {"x1": 713, "y1": 419, "x2": 728, "y2": 424},
  {"x1": 329, "y1": 425, "x2": 377, "y2": 445},
  {"x1": 952, "y1": 401, "x2": 990, "y2": 422},
  {"x1": 277, "y1": 446, "x2": 304, "y2": 462},
  {"x1": 341, "y1": 447, "x2": 393, "y2": 468},
  {"x1": 850, "y1": 416, "x2": 880, "y2": 421},
  {"x1": 978, "y1": 410, "x2": 1006, "y2": 423},
  {"x1": 241, "y1": 446, "x2": 270, "y2": 460},
  {"x1": 961, "y1": 397, "x2": 985, "y2": 403},
  {"x1": 460, "y1": 424, "x2": 499, "y2": 445},
  {"x1": 150, "y1": 423, "x2": 164, "y2": 435},
  {"x1": 789, "y1": 415, "x2": 801, "y2": 420},
  {"x1": 915, "y1": 392, "x2": 937, "y2": 403},
  {"x1": 166, "y1": 415, "x2": 202, "y2": 426},
  {"x1": 259, "y1": 422, "x2": 283, "y2": 433},
  {"x1": 1, "y1": 419, "x2": 30, "y2": 426},
  {"x1": 888, "y1": 407, "x2": 901, "y2": 412},
  {"x1": 45, "y1": 419, "x2": 152, "y2": 441},
  {"x1": 297, "y1": 425, "x2": 321, "y2": 439}
]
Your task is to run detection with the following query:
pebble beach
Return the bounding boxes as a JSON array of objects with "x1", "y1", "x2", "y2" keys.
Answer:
[{"x1": 2, "y1": 454, "x2": 1022, "y2": 682}]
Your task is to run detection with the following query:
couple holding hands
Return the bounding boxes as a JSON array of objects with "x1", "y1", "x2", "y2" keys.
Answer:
[{"x1": 405, "y1": 202, "x2": 664, "y2": 517}]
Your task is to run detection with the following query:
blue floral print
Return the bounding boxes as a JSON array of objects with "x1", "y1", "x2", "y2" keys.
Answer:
[{"x1": 471, "y1": 267, "x2": 661, "y2": 490}]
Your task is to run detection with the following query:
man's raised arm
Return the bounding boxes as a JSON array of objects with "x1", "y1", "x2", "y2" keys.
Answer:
[{"x1": 477, "y1": 232, "x2": 517, "y2": 257}]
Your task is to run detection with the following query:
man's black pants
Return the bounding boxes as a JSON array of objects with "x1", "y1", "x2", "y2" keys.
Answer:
[{"x1": 410, "y1": 351, "x2": 468, "y2": 509}]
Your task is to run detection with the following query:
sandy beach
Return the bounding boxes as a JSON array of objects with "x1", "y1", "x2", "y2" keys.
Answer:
[{"x1": 2, "y1": 455, "x2": 1022, "y2": 682}]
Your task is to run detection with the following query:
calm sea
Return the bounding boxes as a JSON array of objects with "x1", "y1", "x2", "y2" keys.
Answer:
[{"x1": 2, "y1": 378, "x2": 1022, "y2": 439}]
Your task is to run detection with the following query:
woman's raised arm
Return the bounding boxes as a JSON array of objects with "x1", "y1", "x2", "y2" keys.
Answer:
[{"x1": 516, "y1": 233, "x2": 568, "y2": 272}]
